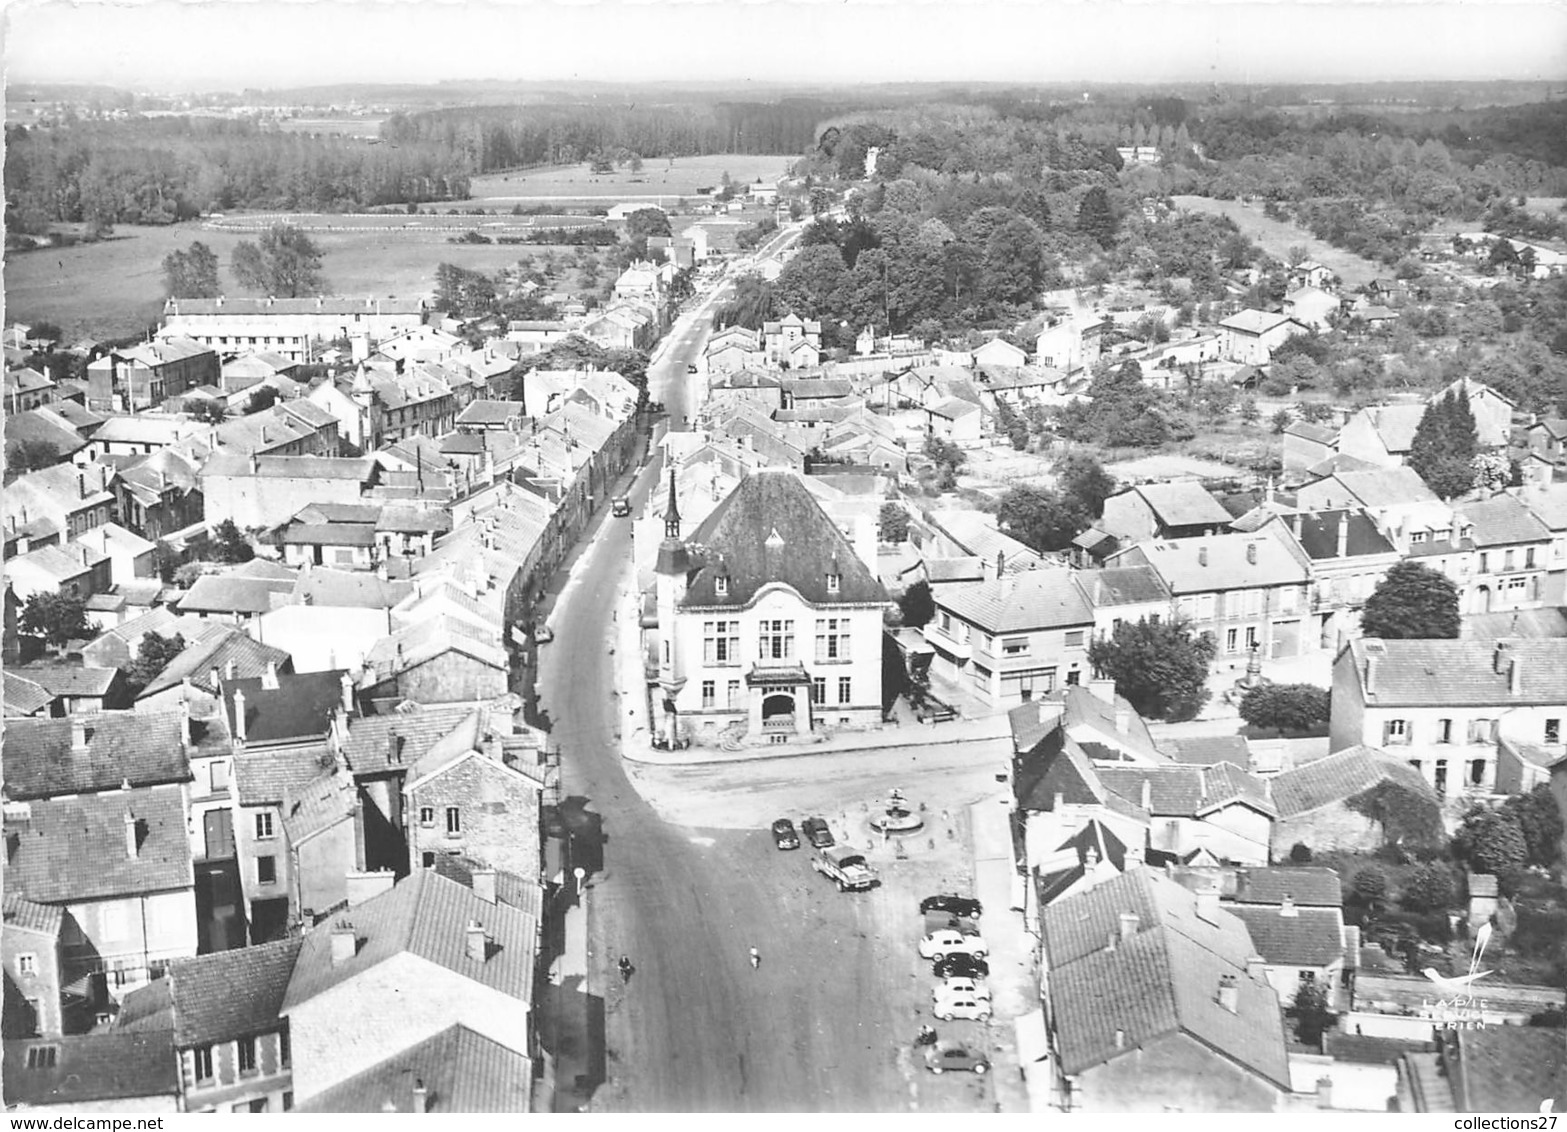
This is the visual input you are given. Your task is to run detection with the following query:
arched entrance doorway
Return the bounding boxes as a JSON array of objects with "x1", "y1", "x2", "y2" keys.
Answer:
[
  {"x1": 1475, "y1": 585, "x2": 1492, "y2": 613},
  {"x1": 761, "y1": 693, "x2": 794, "y2": 721}
]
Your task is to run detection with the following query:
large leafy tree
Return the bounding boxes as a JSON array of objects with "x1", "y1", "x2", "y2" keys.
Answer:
[
  {"x1": 996, "y1": 484, "x2": 1082, "y2": 553},
  {"x1": 1360, "y1": 561, "x2": 1460, "y2": 640},
  {"x1": 1290, "y1": 980, "x2": 1333, "y2": 1045},
  {"x1": 123, "y1": 631, "x2": 187, "y2": 698},
  {"x1": 1408, "y1": 389, "x2": 1479, "y2": 499},
  {"x1": 162, "y1": 240, "x2": 221, "y2": 298},
  {"x1": 897, "y1": 579, "x2": 935, "y2": 629},
  {"x1": 19, "y1": 591, "x2": 92, "y2": 652},
  {"x1": 1453, "y1": 806, "x2": 1529, "y2": 876},
  {"x1": 1076, "y1": 186, "x2": 1119, "y2": 249},
  {"x1": 877, "y1": 502, "x2": 909, "y2": 543},
  {"x1": 1401, "y1": 860, "x2": 1458, "y2": 913},
  {"x1": 1238, "y1": 683, "x2": 1331, "y2": 734},
  {"x1": 211, "y1": 519, "x2": 255, "y2": 564},
  {"x1": 432, "y1": 263, "x2": 497, "y2": 319},
  {"x1": 1087, "y1": 616, "x2": 1216, "y2": 722},
  {"x1": 232, "y1": 224, "x2": 326, "y2": 298},
  {"x1": 1500, "y1": 784, "x2": 1564, "y2": 867},
  {"x1": 775, "y1": 244, "x2": 850, "y2": 326}
]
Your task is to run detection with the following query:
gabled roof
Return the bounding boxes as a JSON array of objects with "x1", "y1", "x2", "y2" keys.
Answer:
[
  {"x1": 1162, "y1": 734, "x2": 1251, "y2": 767},
  {"x1": 233, "y1": 747, "x2": 335, "y2": 807},
  {"x1": 2, "y1": 1033, "x2": 180, "y2": 1106},
  {"x1": 2, "y1": 891, "x2": 63, "y2": 937},
  {"x1": 179, "y1": 571, "x2": 296, "y2": 615},
  {"x1": 1343, "y1": 637, "x2": 1567, "y2": 707},
  {"x1": 1454, "y1": 492, "x2": 1552, "y2": 547},
  {"x1": 1284, "y1": 508, "x2": 1397, "y2": 560},
  {"x1": 1268, "y1": 745, "x2": 1436, "y2": 819},
  {"x1": 361, "y1": 615, "x2": 508, "y2": 679},
  {"x1": 5, "y1": 786, "x2": 193, "y2": 902},
  {"x1": 932, "y1": 568, "x2": 1093, "y2": 634},
  {"x1": 1232, "y1": 866, "x2": 1343, "y2": 907},
  {"x1": 294, "y1": 1024, "x2": 532, "y2": 1113},
  {"x1": 679, "y1": 470, "x2": 887, "y2": 608},
  {"x1": 339, "y1": 703, "x2": 494, "y2": 777},
  {"x1": 1219, "y1": 309, "x2": 1297, "y2": 335},
  {"x1": 138, "y1": 627, "x2": 288, "y2": 700},
  {"x1": 221, "y1": 670, "x2": 348, "y2": 746},
  {"x1": 151, "y1": 937, "x2": 304, "y2": 1046},
  {"x1": 1117, "y1": 532, "x2": 1309, "y2": 594},
  {"x1": 1227, "y1": 905, "x2": 1344, "y2": 967},
  {"x1": 1096, "y1": 762, "x2": 1276, "y2": 819},
  {"x1": 1074, "y1": 564, "x2": 1170, "y2": 607},
  {"x1": 1037, "y1": 819, "x2": 1128, "y2": 904},
  {"x1": 1, "y1": 671, "x2": 54, "y2": 717},
  {"x1": 1057, "y1": 686, "x2": 1162, "y2": 761},
  {"x1": 282, "y1": 869, "x2": 535, "y2": 1010},
  {"x1": 2, "y1": 712, "x2": 190, "y2": 800},
  {"x1": 1284, "y1": 420, "x2": 1338, "y2": 445},
  {"x1": 1123, "y1": 482, "x2": 1234, "y2": 528},
  {"x1": 4, "y1": 664, "x2": 118, "y2": 698}
]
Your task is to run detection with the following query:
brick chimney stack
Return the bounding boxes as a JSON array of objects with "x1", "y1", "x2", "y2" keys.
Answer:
[
  {"x1": 123, "y1": 809, "x2": 139, "y2": 858},
  {"x1": 330, "y1": 920, "x2": 357, "y2": 966},
  {"x1": 465, "y1": 920, "x2": 488, "y2": 963}
]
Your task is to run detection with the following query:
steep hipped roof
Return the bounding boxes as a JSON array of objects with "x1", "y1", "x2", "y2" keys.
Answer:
[
  {"x1": 295, "y1": 1024, "x2": 531, "y2": 1113},
  {"x1": 680, "y1": 470, "x2": 886, "y2": 608},
  {"x1": 1227, "y1": 905, "x2": 1344, "y2": 967},
  {"x1": 2, "y1": 712, "x2": 190, "y2": 800},
  {"x1": 932, "y1": 568, "x2": 1092, "y2": 634},
  {"x1": 5, "y1": 786, "x2": 192, "y2": 902},
  {"x1": 1268, "y1": 745, "x2": 1436, "y2": 819},
  {"x1": 1344, "y1": 637, "x2": 1567, "y2": 706},
  {"x1": 282, "y1": 869, "x2": 535, "y2": 1010},
  {"x1": 152, "y1": 937, "x2": 304, "y2": 1046}
]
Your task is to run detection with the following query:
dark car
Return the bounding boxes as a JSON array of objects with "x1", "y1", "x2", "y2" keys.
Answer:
[
  {"x1": 924, "y1": 1041, "x2": 989, "y2": 1075},
  {"x1": 771, "y1": 818, "x2": 800, "y2": 850},
  {"x1": 932, "y1": 953, "x2": 990, "y2": 979},
  {"x1": 923, "y1": 911, "x2": 980, "y2": 937},
  {"x1": 686, "y1": 363, "x2": 699, "y2": 374},
  {"x1": 800, "y1": 817, "x2": 835, "y2": 849},
  {"x1": 920, "y1": 894, "x2": 982, "y2": 919}
]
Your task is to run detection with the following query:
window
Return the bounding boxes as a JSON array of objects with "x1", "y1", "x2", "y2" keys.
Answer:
[
  {"x1": 1410, "y1": 530, "x2": 1428, "y2": 545},
  {"x1": 16, "y1": 954, "x2": 36, "y2": 976},
  {"x1": 1470, "y1": 759, "x2": 1486, "y2": 786},
  {"x1": 940, "y1": 612, "x2": 952, "y2": 632},
  {"x1": 25, "y1": 1046, "x2": 57, "y2": 1070},
  {"x1": 419, "y1": 807, "x2": 435, "y2": 828},
  {"x1": 816, "y1": 619, "x2": 851, "y2": 662},
  {"x1": 237, "y1": 1036, "x2": 257, "y2": 1075},
  {"x1": 194, "y1": 1046, "x2": 214, "y2": 1082},
  {"x1": 1245, "y1": 625, "x2": 1260, "y2": 650},
  {"x1": 1002, "y1": 637, "x2": 1029, "y2": 656},
  {"x1": 1299, "y1": 970, "x2": 1316, "y2": 983},
  {"x1": 279, "y1": 1029, "x2": 290, "y2": 1068},
  {"x1": 255, "y1": 812, "x2": 275, "y2": 840},
  {"x1": 1504, "y1": 548, "x2": 1516, "y2": 571},
  {"x1": 1066, "y1": 668, "x2": 1081, "y2": 686},
  {"x1": 811, "y1": 677, "x2": 826, "y2": 705},
  {"x1": 1527, "y1": 547, "x2": 1537, "y2": 568},
  {"x1": 1225, "y1": 627, "x2": 1239, "y2": 653},
  {"x1": 838, "y1": 677, "x2": 852, "y2": 705},
  {"x1": 1064, "y1": 630, "x2": 1085, "y2": 648},
  {"x1": 705, "y1": 617, "x2": 739, "y2": 661},
  {"x1": 727, "y1": 680, "x2": 741, "y2": 708},
  {"x1": 445, "y1": 807, "x2": 461, "y2": 836},
  {"x1": 759, "y1": 620, "x2": 794, "y2": 660},
  {"x1": 826, "y1": 573, "x2": 841, "y2": 594},
  {"x1": 1383, "y1": 719, "x2": 1410, "y2": 745},
  {"x1": 701, "y1": 680, "x2": 716, "y2": 708},
  {"x1": 1547, "y1": 719, "x2": 1562, "y2": 744},
  {"x1": 422, "y1": 851, "x2": 436, "y2": 868},
  {"x1": 248, "y1": 1099, "x2": 269, "y2": 1113},
  {"x1": 257, "y1": 856, "x2": 276, "y2": 885},
  {"x1": 1437, "y1": 719, "x2": 1453, "y2": 744},
  {"x1": 1469, "y1": 718, "x2": 1495, "y2": 744},
  {"x1": 715, "y1": 576, "x2": 729, "y2": 597},
  {"x1": 1479, "y1": 552, "x2": 1490, "y2": 573},
  {"x1": 1197, "y1": 593, "x2": 1216, "y2": 620},
  {"x1": 210, "y1": 761, "x2": 229, "y2": 794},
  {"x1": 283, "y1": 1093, "x2": 294, "y2": 1112}
]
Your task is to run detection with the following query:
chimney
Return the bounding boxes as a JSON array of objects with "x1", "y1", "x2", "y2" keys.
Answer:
[
  {"x1": 226, "y1": 658, "x2": 238, "y2": 681},
  {"x1": 78, "y1": 472, "x2": 87, "y2": 498},
  {"x1": 1105, "y1": 929, "x2": 1118, "y2": 953},
  {"x1": 1196, "y1": 886, "x2": 1220, "y2": 923},
  {"x1": 179, "y1": 695, "x2": 193, "y2": 747},
  {"x1": 1053, "y1": 792, "x2": 1065, "y2": 812},
  {"x1": 1113, "y1": 1028, "x2": 1126, "y2": 1050},
  {"x1": 210, "y1": 667, "x2": 222, "y2": 692},
  {"x1": 996, "y1": 550, "x2": 1005, "y2": 577},
  {"x1": 387, "y1": 729, "x2": 403, "y2": 765},
  {"x1": 1493, "y1": 641, "x2": 1511, "y2": 674},
  {"x1": 1280, "y1": 894, "x2": 1298, "y2": 918},
  {"x1": 232, "y1": 687, "x2": 247, "y2": 742},
  {"x1": 71, "y1": 718, "x2": 91, "y2": 753},
  {"x1": 1315, "y1": 1077, "x2": 1333, "y2": 1110},
  {"x1": 340, "y1": 670, "x2": 355, "y2": 714},
  {"x1": 1216, "y1": 973, "x2": 1239, "y2": 1013},
  {"x1": 262, "y1": 660, "x2": 279, "y2": 690},
  {"x1": 123, "y1": 809, "x2": 139, "y2": 858},
  {"x1": 1289, "y1": 511, "x2": 1301, "y2": 538},
  {"x1": 1364, "y1": 653, "x2": 1378, "y2": 694},
  {"x1": 1087, "y1": 678, "x2": 1117, "y2": 706},
  {"x1": 1140, "y1": 778, "x2": 1152, "y2": 812},
  {"x1": 465, "y1": 920, "x2": 487, "y2": 963},
  {"x1": 472, "y1": 868, "x2": 497, "y2": 905},
  {"x1": 1198, "y1": 546, "x2": 1209, "y2": 567},
  {"x1": 1246, "y1": 954, "x2": 1267, "y2": 980},
  {"x1": 1336, "y1": 512, "x2": 1349, "y2": 558},
  {"x1": 1118, "y1": 911, "x2": 1140, "y2": 942},
  {"x1": 330, "y1": 920, "x2": 358, "y2": 966},
  {"x1": 1509, "y1": 656, "x2": 1523, "y2": 696},
  {"x1": 1115, "y1": 706, "x2": 1131, "y2": 734},
  {"x1": 1245, "y1": 541, "x2": 1258, "y2": 565},
  {"x1": 412, "y1": 1077, "x2": 430, "y2": 1114},
  {"x1": 1125, "y1": 843, "x2": 1144, "y2": 867}
]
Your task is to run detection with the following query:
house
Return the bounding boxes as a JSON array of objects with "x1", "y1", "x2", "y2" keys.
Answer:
[
  {"x1": 1101, "y1": 482, "x2": 1233, "y2": 543},
  {"x1": 704, "y1": 325, "x2": 765, "y2": 374},
  {"x1": 1077, "y1": 565, "x2": 1173, "y2": 639},
  {"x1": 762, "y1": 315, "x2": 821, "y2": 365},
  {"x1": 1269, "y1": 744, "x2": 1441, "y2": 856},
  {"x1": 920, "y1": 508, "x2": 1048, "y2": 573},
  {"x1": 1282, "y1": 421, "x2": 1339, "y2": 479},
  {"x1": 278, "y1": 869, "x2": 536, "y2": 1104},
  {"x1": 1095, "y1": 763, "x2": 1276, "y2": 866},
  {"x1": 1290, "y1": 260, "x2": 1335, "y2": 290},
  {"x1": 1295, "y1": 466, "x2": 1442, "y2": 540},
  {"x1": 1035, "y1": 318, "x2": 1106, "y2": 374},
  {"x1": 971, "y1": 337, "x2": 1027, "y2": 368},
  {"x1": 1438, "y1": 378, "x2": 1515, "y2": 449},
  {"x1": 114, "y1": 938, "x2": 301, "y2": 1113},
  {"x1": 358, "y1": 616, "x2": 510, "y2": 709},
  {"x1": 4, "y1": 365, "x2": 57, "y2": 413},
  {"x1": 1, "y1": 1032, "x2": 181, "y2": 1112},
  {"x1": 1225, "y1": 897, "x2": 1348, "y2": 1011},
  {"x1": 4, "y1": 461, "x2": 116, "y2": 543},
  {"x1": 973, "y1": 364, "x2": 1067, "y2": 408},
  {"x1": 114, "y1": 448, "x2": 203, "y2": 542},
  {"x1": 1515, "y1": 417, "x2": 1567, "y2": 467},
  {"x1": 924, "y1": 569, "x2": 1094, "y2": 705},
  {"x1": 199, "y1": 454, "x2": 377, "y2": 532},
  {"x1": 1218, "y1": 311, "x2": 1307, "y2": 365},
  {"x1": 86, "y1": 338, "x2": 219, "y2": 412},
  {"x1": 177, "y1": 564, "x2": 298, "y2": 626},
  {"x1": 1282, "y1": 286, "x2": 1339, "y2": 332},
  {"x1": 1452, "y1": 492, "x2": 1552, "y2": 615},
  {"x1": 643, "y1": 469, "x2": 888, "y2": 746},
  {"x1": 3, "y1": 894, "x2": 65, "y2": 1038},
  {"x1": 1110, "y1": 532, "x2": 1313, "y2": 661},
  {"x1": 70, "y1": 523, "x2": 156, "y2": 588},
  {"x1": 1334, "y1": 404, "x2": 1427, "y2": 467},
  {"x1": 4, "y1": 405, "x2": 89, "y2": 465},
  {"x1": 1270, "y1": 508, "x2": 1401, "y2": 652},
  {"x1": 924, "y1": 396, "x2": 984, "y2": 443},
  {"x1": 4, "y1": 542, "x2": 110, "y2": 604},
  {"x1": 159, "y1": 296, "x2": 429, "y2": 364},
  {"x1": 1397, "y1": 1026, "x2": 1567, "y2": 1113},
  {"x1": 1517, "y1": 482, "x2": 1567, "y2": 604},
  {"x1": 1331, "y1": 637, "x2": 1567, "y2": 798},
  {"x1": 1, "y1": 666, "x2": 125, "y2": 716},
  {"x1": 293, "y1": 1023, "x2": 531, "y2": 1112},
  {"x1": 1039, "y1": 868, "x2": 1292, "y2": 1111}
]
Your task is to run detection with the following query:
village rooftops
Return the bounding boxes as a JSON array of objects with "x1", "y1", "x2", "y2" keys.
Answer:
[
  {"x1": 294, "y1": 1023, "x2": 531, "y2": 1113},
  {"x1": 119, "y1": 936, "x2": 304, "y2": 1046},
  {"x1": 1454, "y1": 492, "x2": 1552, "y2": 547},
  {"x1": 202, "y1": 453, "x2": 377, "y2": 481},
  {"x1": 1230, "y1": 866, "x2": 1343, "y2": 907},
  {"x1": 221, "y1": 669, "x2": 350, "y2": 747},
  {"x1": 2, "y1": 712, "x2": 190, "y2": 800},
  {"x1": 5, "y1": 785, "x2": 192, "y2": 903},
  {"x1": 2, "y1": 1033, "x2": 180, "y2": 1108},
  {"x1": 1096, "y1": 762, "x2": 1276, "y2": 819},
  {"x1": 1119, "y1": 482, "x2": 1235, "y2": 529},
  {"x1": 1219, "y1": 310, "x2": 1299, "y2": 335},
  {"x1": 1283, "y1": 421, "x2": 1338, "y2": 445},
  {"x1": 932, "y1": 568, "x2": 1092, "y2": 634},
  {"x1": 1226, "y1": 904, "x2": 1344, "y2": 967},
  {"x1": 179, "y1": 571, "x2": 297, "y2": 617},
  {"x1": 1346, "y1": 637, "x2": 1567, "y2": 706},
  {"x1": 165, "y1": 296, "x2": 427, "y2": 316},
  {"x1": 1267, "y1": 744, "x2": 1436, "y2": 818},
  {"x1": 1118, "y1": 532, "x2": 1310, "y2": 593}
]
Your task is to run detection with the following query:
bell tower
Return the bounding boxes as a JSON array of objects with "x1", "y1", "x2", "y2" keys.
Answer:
[{"x1": 654, "y1": 469, "x2": 688, "y2": 745}]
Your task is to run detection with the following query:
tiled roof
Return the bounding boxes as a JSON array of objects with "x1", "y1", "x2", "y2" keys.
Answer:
[
  {"x1": 1057, "y1": 687, "x2": 1162, "y2": 761},
  {"x1": 234, "y1": 747, "x2": 336, "y2": 806},
  {"x1": 290, "y1": 569, "x2": 413, "y2": 610},
  {"x1": 1117, "y1": 531, "x2": 1309, "y2": 594},
  {"x1": 1322, "y1": 1032, "x2": 1434, "y2": 1065},
  {"x1": 5, "y1": 786, "x2": 192, "y2": 902},
  {"x1": 295, "y1": 1024, "x2": 531, "y2": 1112},
  {"x1": 1268, "y1": 745, "x2": 1435, "y2": 818},
  {"x1": 1074, "y1": 565, "x2": 1170, "y2": 607},
  {"x1": 362, "y1": 615, "x2": 508, "y2": 678},
  {"x1": 2, "y1": 712, "x2": 190, "y2": 800},
  {"x1": 1447, "y1": 1026, "x2": 1567, "y2": 1113},
  {"x1": 339, "y1": 703, "x2": 492, "y2": 777},
  {"x1": 1129, "y1": 482, "x2": 1234, "y2": 528},
  {"x1": 1042, "y1": 868, "x2": 1290, "y2": 1088},
  {"x1": 1283, "y1": 421, "x2": 1337, "y2": 444},
  {"x1": 138, "y1": 627, "x2": 289, "y2": 700},
  {"x1": 1231, "y1": 866, "x2": 1342, "y2": 907},
  {"x1": 933, "y1": 568, "x2": 1093, "y2": 633},
  {"x1": 1463, "y1": 607, "x2": 1567, "y2": 640},
  {"x1": 162, "y1": 937, "x2": 303, "y2": 1045},
  {"x1": 923, "y1": 557, "x2": 985, "y2": 583},
  {"x1": 1346, "y1": 637, "x2": 1567, "y2": 706},
  {"x1": 4, "y1": 664, "x2": 118, "y2": 698},
  {"x1": 926, "y1": 510, "x2": 1046, "y2": 572},
  {"x1": 179, "y1": 572, "x2": 296, "y2": 615},
  {"x1": 1317, "y1": 466, "x2": 1439, "y2": 508},
  {"x1": 681, "y1": 470, "x2": 887, "y2": 608},
  {"x1": 1012, "y1": 725, "x2": 1108, "y2": 812},
  {"x1": 1454, "y1": 492, "x2": 1551, "y2": 547},
  {"x1": 282, "y1": 769, "x2": 357, "y2": 844},
  {"x1": 3, "y1": 671, "x2": 56, "y2": 717},
  {"x1": 4, "y1": 407, "x2": 88, "y2": 459},
  {"x1": 1519, "y1": 484, "x2": 1567, "y2": 531},
  {"x1": 1096, "y1": 762, "x2": 1275, "y2": 818},
  {"x1": 2, "y1": 892, "x2": 62, "y2": 937},
  {"x1": 1219, "y1": 309, "x2": 1295, "y2": 335},
  {"x1": 1227, "y1": 905, "x2": 1344, "y2": 966},
  {"x1": 2, "y1": 1033, "x2": 180, "y2": 1106},
  {"x1": 1285, "y1": 508, "x2": 1397, "y2": 560},
  {"x1": 201, "y1": 452, "x2": 376, "y2": 481},
  {"x1": 282, "y1": 869, "x2": 536, "y2": 1010},
  {"x1": 221, "y1": 670, "x2": 348, "y2": 746},
  {"x1": 1037, "y1": 820, "x2": 1127, "y2": 904},
  {"x1": 1162, "y1": 734, "x2": 1251, "y2": 767},
  {"x1": 167, "y1": 296, "x2": 426, "y2": 316}
]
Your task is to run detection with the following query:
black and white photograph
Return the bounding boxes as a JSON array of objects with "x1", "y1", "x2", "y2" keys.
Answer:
[{"x1": 3, "y1": 0, "x2": 1567, "y2": 1114}]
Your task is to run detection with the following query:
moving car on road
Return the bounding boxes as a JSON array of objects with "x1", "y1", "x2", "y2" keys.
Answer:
[
  {"x1": 918, "y1": 930, "x2": 988, "y2": 961},
  {"x1": 931, "y1": 991, "x2": 992, "y2": 1022},
  {"x1": 920, "y1": 894, "x2": 983, "y2": 919},
  {"x1": 924, "y1": 1041, "x2": 989, "y2": 1075},
  {"x1": 611, "y1": 496, "x2": 632, "y2": 517},
  {"x1": 533, "y1": 625, "x2": 555, "y2": 644},
  {"x1": 770, "y1": 818, "x2": 800, "y2": 850},
  {"x1": 800, "y1": 817, "x2": 835, "y2": 848},
  {"x1": 933, "y1": 953, "x2": 990, "y2": 979}
]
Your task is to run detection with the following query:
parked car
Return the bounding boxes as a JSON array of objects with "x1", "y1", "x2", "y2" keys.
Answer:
[
  {"x1": 611, "y1": 496, "x2": 632, "y2": 517},
  {"x1": 923, "y1": 911, "x2": 980, "y2": 937},
  {"x1": 686, "y1": 363, "x2": 699, "y2": 374},
  {"x1": 533, "y1": 625, "x2": 555, "y2": 644},
  {"x1": 936, "y1": 976, "x2": 991, "y2": 1002},
  {"x1": 800, "y1": 817, "x2": 834, "y2": 848},
  {"x1": 918, "y1": 930, "x2": 987, "y2": 961},
  {"x1": 920, "y1": 894, "x2": 983, "y2": 919},
  {"x1": 931, "y1": 992, "x2": 992, "y2": 1022},
  {"x1": 932, "y1": 953, "x2": 989, "y2": 979},
  {"x1": 924, "y1": 1041, "x2": 989, "y2": 1075},
  {"x1": 770, "y1": 818, "x2": 799, "y2": 850}
]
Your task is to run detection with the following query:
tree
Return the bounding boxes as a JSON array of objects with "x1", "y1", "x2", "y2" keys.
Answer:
[
  {"x1": 1351, "y1": 866, "x2": 1389, "y2": 909},
  {"x1": 1401, "y1": 860, "x2": 1457, "y2": 913},
  {"x1": 1408, "y1": 390, "x2": 1478, "y2": 499},
  {"x1": 1471, "y1": 451, "x2": 1511, "y2": 493},
  {"x1": 123, "y1": 631, "x2": 186, "y2": 698},
  {"x1": 161, "y1": 241, "x2": 220, "y2": 298},
  {"x1": 1454, "y1": 806, "x2": 1529, "y2": 876},
  {"x1": 432, "y1": 262, "x2": 498, "y2": 318},
  {"x1": 1087, "y1": 617, "x2": 1217, "y2": 722},
  {"x1": 1360, "y1": 561, "x2": 1461, "y2": 640},
  {"x1": 1270, "y1": 407, "x2": 1293, "y2": 435},
  {"x1": 1077, "y1": 186, "x2": 1118, "y2": 249},
  {"x1": 231, "y1": 224, "x2": 326, "y2": 298},
  {"x1": 19, "y1": 591, "x2": 92, "y2": 652},
  {"x1": 151, "y1": 539, "x2": 180, "y2": 584},
  {"x1": 189, "y1": 398, "x2": 228, "y2": 424},
  {"x1": 211, "y1": 519, "x2": 254, "y2": 565},
  {"x1": 996, "y1": 485, "x2": 1083, "y2": 553},
  {"x1": 1056, "y1": 452, "x2": 1116, "y2": 520},
  {"x1": 1238, "y1": 683, "x2": 1331, "y2": 734},
  {"x1": 246, "y1": 386, "x2": 279, "y2": 414},
  {"x1": 6, "y1": 438, "x2": 61, "y2": 476},
  {"x1": 877, "y1": 502, "x2": 910, "y2": 544},
  {"x1": 1500, "y1": 784, "x2": 1564, "y2": 868},
  {"x1": 897, "y1": 579, "x2": 935, "y2": 629},
  {"x1": 1289, "y1": 842, "x2": 1314, "y2": 864},
  {"x1": 1290, "y1": 979, "x2": 1334, "y2": 1046},
  {"x1": 923, "y1": 435, "x2": 966, "y2": 491}
]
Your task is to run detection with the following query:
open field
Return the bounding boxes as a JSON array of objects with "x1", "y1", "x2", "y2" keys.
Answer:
[
  {"x1": 204, "y1": 212, "x2": 599, "y2": 233},
  {"x1": 3, "y1": 221, "x2": 571, "y2": 342},
  {"x1": 1173, "y1": 195, "x2": 1385, "y2": 287},
  {"x1": 275, "y1": 117, "x2": 385, "y2": 138},
  {"x1": 446, "y1": 153, "x2": 798, "y2": 207}
]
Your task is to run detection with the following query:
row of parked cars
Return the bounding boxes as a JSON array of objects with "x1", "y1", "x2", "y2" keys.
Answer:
[
  {"x1": 770, "y1": 816, "x2": 832, "y2": 850},
  {"x1": 916, "y1": 895, "x2": 992, "y2": 1075}
]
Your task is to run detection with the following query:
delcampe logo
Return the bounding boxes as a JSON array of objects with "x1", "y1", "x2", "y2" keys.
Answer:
[{"x1": 1420, "y1": 921, "x2": 1493, "y2": 1029}]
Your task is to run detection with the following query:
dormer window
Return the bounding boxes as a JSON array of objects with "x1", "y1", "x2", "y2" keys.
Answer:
[
  {"x1": 826, "y1": 573, "x2": 841, "y2": 594},
  {"x1": 1410, "y1": 531, "x2": 1427, "y2": 544},
  {"x1": 715, "y1": 576, "x2": 729, "y2": 597}
]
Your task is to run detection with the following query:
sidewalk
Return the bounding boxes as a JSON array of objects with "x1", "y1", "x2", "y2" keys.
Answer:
[
  {"x1": 541, "y1": 887, "x2": 600, "y2": 1111},
  {"x1": 969, "y1": 794, "x2": 1035, "y2": 1114}
]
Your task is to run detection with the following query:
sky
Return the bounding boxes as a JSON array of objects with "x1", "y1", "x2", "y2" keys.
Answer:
[{"x1": 4, "y1": 0, "x2": 1566, "y2": 92}]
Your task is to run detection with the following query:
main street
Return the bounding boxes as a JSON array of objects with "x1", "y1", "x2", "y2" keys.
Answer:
[{"x1": 534, "y1": 230, "x2": 1002, "y2": 1111}]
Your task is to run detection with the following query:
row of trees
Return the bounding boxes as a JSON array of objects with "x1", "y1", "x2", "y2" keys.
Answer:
[{"x1": 161, "y1": 226, "x2": 327, "y2": 298}]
